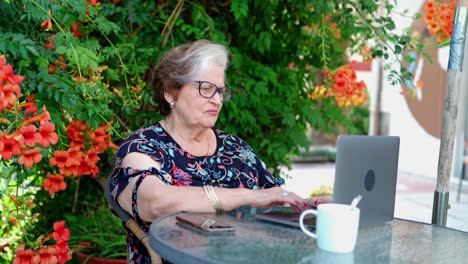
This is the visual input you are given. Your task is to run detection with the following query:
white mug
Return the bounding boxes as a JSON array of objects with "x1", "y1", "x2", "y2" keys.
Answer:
[{"x1": 299, "y1": 203, "x2": 360, "y2": 253}]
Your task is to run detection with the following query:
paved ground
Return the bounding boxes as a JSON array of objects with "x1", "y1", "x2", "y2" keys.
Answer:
[{"x1": 281, "y1": 162, "x2": 468, "y2": 233}]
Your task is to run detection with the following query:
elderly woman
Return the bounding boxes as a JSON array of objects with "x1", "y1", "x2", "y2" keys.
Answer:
[{"x1": 109, "y1": 39, "x2": 309, "y2": 263}]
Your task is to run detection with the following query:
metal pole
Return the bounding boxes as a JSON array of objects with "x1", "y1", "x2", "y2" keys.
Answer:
[{"x1": 432, "y1": 2, "x2": 468, "y2": 226}]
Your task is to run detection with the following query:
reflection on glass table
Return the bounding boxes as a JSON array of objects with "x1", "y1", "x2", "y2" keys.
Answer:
[{"x1": 148, "y1": 206, "x2": 468, "y2": 264}]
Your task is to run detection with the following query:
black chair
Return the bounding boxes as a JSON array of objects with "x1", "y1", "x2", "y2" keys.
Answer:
[{"x1": 105, "y1": 176, "x2": 163, "y2": 264}]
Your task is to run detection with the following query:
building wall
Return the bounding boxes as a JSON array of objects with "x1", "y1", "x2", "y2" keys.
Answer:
[{"x1": 364, "y1": 0, "x2": 467, "y2": 180}]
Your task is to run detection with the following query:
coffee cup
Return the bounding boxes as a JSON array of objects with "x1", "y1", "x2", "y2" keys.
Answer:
[{"x1": 299, "y1": 203, "x2": 360, "y2": 253}]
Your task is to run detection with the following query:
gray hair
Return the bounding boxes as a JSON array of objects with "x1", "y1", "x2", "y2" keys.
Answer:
[{"x1": 152, "y1": 40, "x2": 230, "y2": 115}]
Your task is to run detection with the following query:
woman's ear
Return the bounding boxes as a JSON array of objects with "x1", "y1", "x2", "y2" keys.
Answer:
[
  {"x1": 163, "y1": 84, "x2": 176, "y2": 104},
  {"x1": 164, "y1": 90, "x2": 174, "y2": 104},
  {"x1": 163, "y1": 81, "x2": 179, "y2": 104}
]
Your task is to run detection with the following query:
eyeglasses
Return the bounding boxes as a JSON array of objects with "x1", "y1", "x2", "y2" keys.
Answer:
[{"x1": 189, "y1": 80, "x2": 232, "y2": 101}]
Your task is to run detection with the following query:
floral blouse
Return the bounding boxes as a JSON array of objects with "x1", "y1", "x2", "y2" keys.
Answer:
[{"x1": 109, "y1": 122, "x2": 284, "y2": 263}]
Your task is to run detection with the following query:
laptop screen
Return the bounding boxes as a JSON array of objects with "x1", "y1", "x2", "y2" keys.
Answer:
[{"x1": 333, "y1": 135, "x2": 400, "y2": 227}]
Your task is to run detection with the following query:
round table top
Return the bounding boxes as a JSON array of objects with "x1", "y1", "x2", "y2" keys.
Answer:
[{"x1": 149, "y1": 206, "x2": 468, "y2": 264}]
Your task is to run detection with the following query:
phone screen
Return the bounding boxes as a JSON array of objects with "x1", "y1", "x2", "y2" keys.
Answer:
[{"x1": 176, "y1": 214, "x2": 236, "y2": 233}]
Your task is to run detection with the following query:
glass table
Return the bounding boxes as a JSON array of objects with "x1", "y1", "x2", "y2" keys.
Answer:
[{"x1": 148, "y1": 207, "x2": 468, "y2": 264}]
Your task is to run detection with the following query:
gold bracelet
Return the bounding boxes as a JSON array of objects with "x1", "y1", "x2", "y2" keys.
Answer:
[
  {"x1": 209, "y1": 186, "x2": 224, "y2": 212},
  {"x1": 203, "y1": 185, "x2": 217, "y2": 211},
  {"x1": 204, "y1": 185, "x2": 221, "y2": 212},
  {"x1": 203, "y1": 185, "x2": 224, "y2": 213}
]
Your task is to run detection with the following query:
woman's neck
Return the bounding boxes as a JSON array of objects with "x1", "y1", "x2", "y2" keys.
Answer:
[
  {"x1": 162, "y1": 116, "x2": 206, "y2": 143},
  {"x1": 161, "y1": 115, "x2": 213, "y2": 156}
]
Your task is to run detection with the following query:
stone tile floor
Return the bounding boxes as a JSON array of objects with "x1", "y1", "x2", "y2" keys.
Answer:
[{"x1": 282, "y1": 162, "x2": 468, "y2": 233}]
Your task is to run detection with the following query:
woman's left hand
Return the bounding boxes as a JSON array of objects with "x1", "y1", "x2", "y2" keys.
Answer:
[
  {"x1": 305, "y1": 195, "x2": 333, "y2": 208},
  {"x1": 248, "y1": 187, "x2": 311, "y2": 212}
]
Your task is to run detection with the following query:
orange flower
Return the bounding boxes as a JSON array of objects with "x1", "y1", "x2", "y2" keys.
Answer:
[
  {"x1": 36, "y1": 247, "x2": 57, "y2": 264},
  {"x1": 0, "y1": 54, "x2": 5, "y2": 67},
  {"x1": 55, "y1": 56, "x2": 67, "y2": 71},
  {"x1": 330, "y1": 22, "x2": 341, "y2": 39},
  {"x1": 18, "y1": 94, "x2": 38, "y2": 116},
  {"x1": 0, "y1": 135, "x2": 21, "y2": 160},
  {"x1": 70, "y1": 21, "x2": 83, "y2": 38},
  {"x1": 23, "y1": 106, "x2": 51, "y2": 125},
  {"x1": 309, "y1": 85, "x2": 328, "y2": 100},
  {"x1": 67, "y1": 147, "x2": 84, "y2": 165},
  {"x1": 315, "y1": 62, "x2": 368, "y2": 108},
  {"x1": 59, "y1": 165, "x2": 79, "y2": 177},
  {"x1": 56, "y1": 148, "x2": 83, "y2": 176},
  {"x1": 41, "y1": 19, "x2": 52, "y2": 30},
  {"x1": 18, "y1": 147, "x2": 42, "y2": 169},
  {"x1": 424, "y1": 0, "x2": 456, "y2": 42},
  {"x1": 40, "y1": 10, "x2": 53, "y2": 30},
  {"x1": 78, "y1": 155, "x2": 100, "y2": 177},
  {"x1": 360, "y1": 46, "x2": 373, "y2": 62},
  {"x1": 19, "y1": 125, "x2": 43, "y2": 147},
  {"x1": 54, "y1": 242, "x2": 72, "y2": 263},
  {"x1": 87, "y1": 0, "x2": 99, "y2": 7},
  {"x1": 9, "y1": 217, "x2": 18, "y2": 226},
  {"x1": 25, "y1": 199, "x2": 34, "y2": 208},
  {"x1": 425, "y1": 0, "x2": 435, "y2": 10},
  {"x1": 18, "y1": 147, "x2": 43, "y2": 169},
  {"x1": 42, "y1": 174, "x2": 67, "y2": 196},
  {"x1": 416, "y1": 79, "x2": 424, "y2": 89},
  {"x1": 424, "y1": 13, "x2": 435, "y2": 24},
  {"x1": 48, "y1": 63, "x2": 56, "y2": 75},
  {"x1": 427, "y1": 21, "x2": 440, "y2": 35},
  {"x1": 0, "y1": 58, "x2": 24, "y2": 85},
  {"x1": 45, "y1": 34, "x2": 56, "y2": 50},
  {"x1": 65, "y1": 120, "x2": 87, "y2": 145},
  {"x1": 89, "y1": 126, "x2": 111, "y2": 152},
  {"x1": 49, "y1": 150, "x2": 73, "y2": 168},
  {"x1": 0, "y1": 83, "x2": 22, "y2": 111},
  {"x1": 52, "y1": 221, "x2": 70, "y2": 243},
  {"x1": 86, "y1": 147, "x2": 101, "y2": 164},
  {"x1": 13, "y1": 244, "x2": 40, "y2": 264},
  {"x1": 112, "y1": 88, "x2": 123, "y2": 97},
  {"x1": 39, "y1": 121, "x2": 58, "y2": 147}
]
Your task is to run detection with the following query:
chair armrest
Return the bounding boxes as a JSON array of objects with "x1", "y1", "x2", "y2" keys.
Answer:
[{"x1": 105, "y1": 176, "x2": 163, "y2": 264}]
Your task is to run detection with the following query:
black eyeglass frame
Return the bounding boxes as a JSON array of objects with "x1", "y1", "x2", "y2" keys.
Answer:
[{"x1": 188, "y1": 80, "x2": 232, "y2": 101}]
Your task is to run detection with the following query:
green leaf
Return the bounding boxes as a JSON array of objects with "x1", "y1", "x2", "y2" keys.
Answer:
[
  {"x1": 231, "y1": 0, "x2": 249, "y2": 21},
  {"x1": 56, "y1": 46, "x2": 68, "y2": 54},
  {"x1": 94, "y1": 16, "x2": 120, "y2": 35}
]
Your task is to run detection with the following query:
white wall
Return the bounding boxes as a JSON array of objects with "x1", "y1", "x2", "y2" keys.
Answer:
[{"x1": 370, "y1": 0, "x2": 441, "y2": 178}]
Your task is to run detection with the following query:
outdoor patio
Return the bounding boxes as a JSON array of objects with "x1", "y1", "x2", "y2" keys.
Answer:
[{"x1": 283, "y1": 162, "x2": 468, "y2": 233}]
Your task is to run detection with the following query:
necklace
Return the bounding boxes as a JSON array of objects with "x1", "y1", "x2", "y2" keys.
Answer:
[{"x1": 162, "y1": 120, "x2": 211, "y2": 156}]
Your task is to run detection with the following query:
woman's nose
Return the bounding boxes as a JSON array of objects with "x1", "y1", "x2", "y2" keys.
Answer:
[{"x1": 210, "y1": 90, "x2": 223, "y2": 104}]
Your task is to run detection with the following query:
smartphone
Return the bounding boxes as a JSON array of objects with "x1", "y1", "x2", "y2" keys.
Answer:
[{"x1": 176, "y1": 213, "x2": 236, "y2": 233}]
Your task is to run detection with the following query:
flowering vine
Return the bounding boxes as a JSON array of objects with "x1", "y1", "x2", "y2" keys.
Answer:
[
  {"x1": 309, "y1": 62, "x2": 368, "y2": 108},
  {"x1": 424, "y1": 0, "x2": 456, "y2": 42},
  {"x1": 0, "y1": 52, "x2": 115, "y2": 261},
  {"x1": 13, "y1": 221, "x2": 72, "y2": 264}
]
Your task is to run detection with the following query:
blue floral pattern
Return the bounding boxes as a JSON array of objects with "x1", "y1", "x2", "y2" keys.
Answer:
[{"x1": 109, "y1": 122, "x2": 283, "y2": 263}]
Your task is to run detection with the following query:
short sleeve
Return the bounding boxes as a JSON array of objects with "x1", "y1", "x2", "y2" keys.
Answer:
[{"x1": 109, "y1": 125, "x2": 172, "y2": 201}]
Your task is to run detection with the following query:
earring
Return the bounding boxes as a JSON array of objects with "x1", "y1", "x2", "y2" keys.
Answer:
[{"x1": 169, "y1": 102, "x2": 175, "y2": 108}]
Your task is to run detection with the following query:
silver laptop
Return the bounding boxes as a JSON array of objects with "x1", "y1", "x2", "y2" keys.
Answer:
[
  {"x1": 333, "y1": 135, "x2": 400, "y2": 227},
  {"x1": 256, "y1": 135, "x2": 399, "y2": 229}
]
